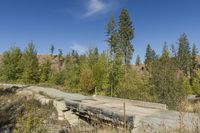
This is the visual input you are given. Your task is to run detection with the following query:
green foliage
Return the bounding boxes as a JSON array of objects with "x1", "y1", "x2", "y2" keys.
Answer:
[
  {"x1": 177, "y1": 33, "x2": 191, "y2": 76},
  {"x1": 93, "y1": 53, "x2": 109, "y2": 94},
  {"x1": 39, "y1": 59, "x2": 52, "y2": 83},
  {"x1": 150, "y1": 49, "x2": 185, "y2": 109},
  {"x1": 161, "y1": 43, "x2": 170, "y2": 59},
  {"x1": 191, "y1": 69, "x2": 200, "y2": 94},
  {"x1": 49, "y1": 70, "x2": 65, "y2": 85},
  {"x1": 21, "y1": 42, "x2": 39, "y2": 84},
  {"x1": 116, "y1": 67, "x2": 154, "y2": 101},
  {"x1": 108, "y1": 51, "x2": 124, "y2": 96},
  {"x1": 64, "y1": 50, "x2": 80, "y2": 90},
  {"x1": 144, "y1": 44, "x2": 157, "y2": 66},
  {"x1": 171, "y1": 44, "x2": 177, "y2": 57},
  {"x1": 180, "y1": 76, "x2": 193, "y2": 95},
  {"x1": 88, "y1": 48, "x2": 99, "y2": 67},
  {"x1": 106, "y1": 13, "x2": 125, "y2": 96},
  {"x1": 106, "y1": 15, "x2": 118, "y2": 56},
  {"x1": 135, "y1": 55, "x2": 141, "y2": 66},
  {"x1": 0, "y1": 47, "x2": 23, "y2": 82},
  {"x1": 80, "y1": 51, "x2": 109, "y2": 95},
  {"x1": 58, "y1": 48, "x2": 64, "y2": 70},
  {"x1": 118, "y1": 8, "x2": 134, "y2": 65},
  {"x1": 191, "y1": 44, "x2": 198, "y2": 75},
  {"x1": 80, "y1": 63, "x2": 94, "y2": 94},
  {"x1": 50, "y1": 44, "x2": 54, "y2": 56},
  {"x1": 1, "y1": 10, "x2": 200, "y2": 111}
]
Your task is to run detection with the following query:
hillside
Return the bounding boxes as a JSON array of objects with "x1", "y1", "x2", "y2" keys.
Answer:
[{"x1": 0, "y1": 54, "x2": 200, "y2": 77}]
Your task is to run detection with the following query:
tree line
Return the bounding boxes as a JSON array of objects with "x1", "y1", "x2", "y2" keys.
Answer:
[{"x1": 0, "y1": 9, "x2": 199, "y2": 109}]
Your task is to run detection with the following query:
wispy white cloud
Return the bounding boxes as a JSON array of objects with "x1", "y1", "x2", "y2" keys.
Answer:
[
  {"x1": 60, "y1": 0, "x2": 121, "y2": 19},
  {"x1": 82, "y1": 0, "x2": 115, "y2": 18},
  {"x1": 83, "y1": 0, "x2": 105, "y2": 17},
  {"x1": 70, "y1": 42, "x2": 87, "y2": 54}
]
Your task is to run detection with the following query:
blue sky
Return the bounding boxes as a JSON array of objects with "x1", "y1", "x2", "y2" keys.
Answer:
[{"x1": 0, "y1": 0, "x2": 200, "y2": 63}]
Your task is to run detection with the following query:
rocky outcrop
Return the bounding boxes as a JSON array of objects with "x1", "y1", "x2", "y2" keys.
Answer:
[{"x1": 1, "y1": 84, "x2": 200, "y2": 133}]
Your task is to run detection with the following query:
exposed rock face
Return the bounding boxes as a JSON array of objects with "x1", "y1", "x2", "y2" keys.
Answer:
[
  {"x1": 16, "y1": 87, "x2": 81, "y2": 127},
  {"x1": 1, "y1": 84, "x2": 200, "y2": 133}
]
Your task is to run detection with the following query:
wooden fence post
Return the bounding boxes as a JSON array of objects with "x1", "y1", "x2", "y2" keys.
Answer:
[{"x1": 124, "y1": 102, "x2": 126, "y2": 132}]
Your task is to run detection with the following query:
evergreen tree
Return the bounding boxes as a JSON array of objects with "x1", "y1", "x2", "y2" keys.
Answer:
[
  {"x1": 151, "y1": 49, "x2": 185, "y2": 109},
  {"x1": 177, "y1": 33, "x2": 191, "y2": 76},
  {"x1": 180, "y1": 76, "x2": 193, "y2": 95},
  {"x1": 58, "y1": 49, "x2": 63, "y2": 59},
  {"x1": 118, "y1": 8, "x2": 134, "y2": 65},
  {"x1": 58, "y1": 49, "x2": 64, "y2": 70},
  {"x1": 110, "y1": 48, "x2": 124, "y2": 96},
  {"x1": 191, "y1": 44, "x2": 198, "y2": 73},
  {"x1": 88, "y1": 48, "x2": 99, "y2": 68},
  {"x1": 151, "y1": 50, "x2": 157, "y2": 60},
  {"x1": 106, "y1": 15, "x2": 124, "y2": 96},
  {"x1": 93, "y1": 52, "x2": 109, "y2": 94},
  {"x1": 21, "y1": 42, "x2": 39, "y2": 84},
  {"x1": 49, "y1": 70, "x2": 65, "y2": 85},
  {"x1": 64, "y1": 50, "x2": 80, "y2": 90},
  {"x1": 0, "y1": 47, "x2": 23, "y2": 81},
  {"x1": 39, "y1": 59, "x2": 52, "y2": 83},
  {"x1": 50, "y1": 44, "x2": 55, "y2": 56},
  {"x1": 192, "y1": 69, "x2": 200, "y2": 94},
  {"x1": 106, "y1": 15, "x2": 118, "y2": 57},
  {"x1": 171, "y1": 44, "x2": 177, "y2": 57},
  {"x1": 161, "y1": 43, "x2": 170, "y2": 59},
  {"x1": 144, "y1": 44, "x2": 157, "y2": 65},
  {"x1": 135, "y1": 55, "x2": 141, "y2": 66}
]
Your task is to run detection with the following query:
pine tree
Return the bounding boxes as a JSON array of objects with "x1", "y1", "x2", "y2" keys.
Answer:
[
  {"x1": 58, "y1": 49, "x2": 64, "y2": 70},
  {"x1": 58, "y1": 49, "x2": 63, "y2": 59},
  {"x1": 106, "y1": 15, "x2": 118, "y2": 57},
  {"x1": 21, "y1": 42, "x2": 39, "y2": 84},
  {"x1": 0, "y1": 47, "x2": 23, "y2": 81},
  {"x1": 135, "y1": 55, "x2": 141, "y2": 66},
  {"x1": 171, "y1": 44, "x2": 177, "y2": 57},
  {"x1": 50, "y1": 44, "x2": 55, "y2": 56},
  {"x1": 161, "y1": 43, "x2": 170, "y2": 59},
  {"x1": 191, "y1": 44, "x2": 198, "y2": 72},
  {"x1": 106, "y1": 14, "x2": 124, "y2": 96},
  {"x1": 88, "y1": 48, "x2": 99, "y2": 68},
  {"x1": 144, "y1": 44, "x2": 157, "y2": 65},
  {"x1": 118, "y1": 8, "x2": 134, "y2": 65},
  {"x1": 144, "y1": 44, "x2": 151, "y2": 65},
  {"x1": 111, "y1": 48, "x2": 124, "y2": 96},
  {"x1": 177, "y1": 33, "x2": 191, "y2": 76}
]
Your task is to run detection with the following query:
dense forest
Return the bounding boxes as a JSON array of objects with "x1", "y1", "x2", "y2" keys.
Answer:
[{"x1": 0, "y1": 9, "x2": 199, "y2": 109}]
